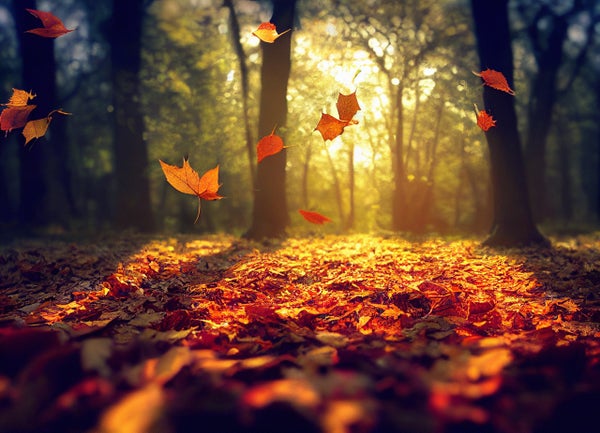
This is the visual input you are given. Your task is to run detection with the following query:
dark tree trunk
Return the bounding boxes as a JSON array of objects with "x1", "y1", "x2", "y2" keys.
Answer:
[
  {"x1": 111, "y1": 0, "x2": 154, "y2": 232},
  {"x1": 13, "y1": 0, "x2": 72, "y2": 231},
  {"x1": 524, "y1": 12, "x2": 568, "y2": 222},
  {"x1": 244, "y1": 0, "x2": 295, "y2": 240},
  {"x1": 470, "y1": 0, "x2": 549, "y2": 247}
]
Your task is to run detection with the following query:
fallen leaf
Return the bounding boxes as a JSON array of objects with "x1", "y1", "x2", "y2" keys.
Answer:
[
  {"x1": 2, "y1": 88, "x2": 36, "y2": 107},
  {"x1": 257, "y1": 127, "x2": 285, "y2": 162},
  {"x1": 0, "y1": 105, "x2": 36, "y2": 134},
  {"x1": 474, "y1": 104, "x2": 496, "y2": 131},
  {"x1": 473, "y1": 69, "x2": 515, "y2": 95},
  {"x1": 25, "y1": 9, "x2": 74, "y2": 38},
  {"x1": 336, "y1": 91, "x2": 361, "y2": 122},
  {"x1": 299, "y1": 209, "x2": 332, "y2": 225},
  {"x1": 314, "y1": 113, "x2": 348, "y2": 141},
  {"x1": 159, "y1": 159, "x2": 223, "y2": 223},
  {"x1": 252, "y1": 22, "x2": 291, "y2": 43},
  {"x1": 97, "y1": 384, "x2": 164, "y2": 433}
]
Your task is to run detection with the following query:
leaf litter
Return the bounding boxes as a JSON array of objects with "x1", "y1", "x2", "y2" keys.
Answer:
[{"x1": 1, "y1": 233, "x2": 599, "y2": 433}]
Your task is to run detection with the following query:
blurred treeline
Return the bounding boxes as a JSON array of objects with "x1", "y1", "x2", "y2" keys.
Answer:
[{"x1": 0, "y1": 0, "x2": 598, "y2": 237}]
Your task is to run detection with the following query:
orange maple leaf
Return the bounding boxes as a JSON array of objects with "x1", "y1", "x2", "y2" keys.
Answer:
[
  {"x1": 336, "y1": 91, "x2": 361, "y2": 122},
  {"x1": 25, "y1": 9, "x2": 74, "y2": 38},
  {"x1": 252, "y1": 22, "x2": 291, "y2": 43},
  {"x1": 159, "y1": 159, "x2": 222, "y2": 223},
  {"x1": 257, "y1": 127, "x2": 285, "y2": 163},
  {"x1": 298, "y1": 209, "x2": 332, "y2": 225},
  {"x1": 474, "y1": 104, "x2": 496, "y2": 131},
  {"x1": 314, "y1": 113, "x2": 349, "y2": 141},
  {"x1": 473, "y1": 69, "x2": 515, "y2": 95}
]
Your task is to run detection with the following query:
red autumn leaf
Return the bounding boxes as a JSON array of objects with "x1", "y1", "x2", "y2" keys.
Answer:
[
  {"x1": 252, "y1": 22, "x2": 291, "y2": 43},
  {"x1": 2, "y1": 88, "x2": 36, "y2": 107},
  {"x1": 159, "y1": 159, "x2": 222, "y2": 223},
  {"x1": 474, "y1": 104, "x2": 496, "y2": 131},
  {"x1": 0, "y1": 105, "x2": 36, "y2": 134},
  {"x1": 314, "y1": 113, "x2": 348, "y2": 141},
  {"x1": 25, "y1": 9, "x2": 74, "y2": 38},
  {"x1": 257, "y1": 127, "x2": 285, "y2": 163},
  {"x1": 336, "y1": 91, "x2": 361, "y2": 122},
  {"x1": 298, "y1": 209, "x2": 332, "y2": 225},
  {"x1": 473, "y1": 69, "x2": 515, "y2": 95}
]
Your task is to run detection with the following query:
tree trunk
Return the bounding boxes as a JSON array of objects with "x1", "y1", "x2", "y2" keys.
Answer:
[
  {"x1": 391, "y1": 83, "x2": 408, "y2": 231},
  {"x1": 346, "y1": 142, "x2": 355, "y2": 230},
  {"x1": 470, "y1": 0, "x2": 549, "y2": 247},
  {"x1": 13, "y1": 0, "x2": 72, "y2": 231},
  {"x1": 111, "y1": 0, "x2": 154, "y2": 232},
  {"x1": 224, "y1": 0, "x2": 256, "y2": 191},
  {"x1": 244, "y1": 0, "x2": 295, "y2": 240},
  {"x1": 524, "y1": 12, "x2": 568, "y2": 222}
]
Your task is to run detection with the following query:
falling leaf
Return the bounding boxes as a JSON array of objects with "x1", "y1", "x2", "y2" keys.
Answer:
[
  {"x1": 336, "y1": 91, "x2": 361, "y2": 122},
  {"x1": 474, "y1": 104, "x2": 496, "y2": 131},
  {"x1": 159, "y1": 159, "x2": 223, "y2": 223},
  {"x1": 0, "y1": 105, "x2": 36, "y2": 134},
  {"x1": 257, "y1": 127, "x2": 285, "y2": 163},
  {"x1": 2, "y1": 88, "x2": 36, "y2": 107},
  {"x1": 314, "y1": 113, "x2": 348, "y2": 141},
  {"x1": 473, "y1": 69, "x2": 515, "y2": 95},
  {"x1": 252, "y1": 22, "x2": 291, "y2": 43},
  {"x1": 25, "y1": 9, "x2": 74, "y2": 38},
  {"x1": 299, "y1": 209, "x2": 332, "y2": 225},
  {"x1": 22, "y1": 109, "x2": 71, "y2": 144}
]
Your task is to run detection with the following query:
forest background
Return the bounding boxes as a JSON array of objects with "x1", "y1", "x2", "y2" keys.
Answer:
[{"x1": 1, "y1": 0, "x2": 599, "y2": 240}]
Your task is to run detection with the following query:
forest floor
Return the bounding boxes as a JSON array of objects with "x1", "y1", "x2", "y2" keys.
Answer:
[{"x1": 0, "y1": 232, "x2": 599, "y2": 433}]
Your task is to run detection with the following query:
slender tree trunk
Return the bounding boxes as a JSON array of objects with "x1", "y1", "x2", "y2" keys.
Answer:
[
  {"x1": 111, "y1": 0, "x2": 154, "y2": 232},
  {"x1": 325, "y1": 147, "x2": 345, "y2": 224},
  {"x1": 471, "y1": 0, "x2": 548, "y2": 247},
  {"x1": 346, "y1": 142, "x2": 355, "y2": 230},
  {"x1": 301, "y1": 145, "x2": 312, "y2": 209},
  {"x1": 224, "y1": 0, "x2": 256, "y2": 191},
  {"x1": 392, "y1": 83, "x2": 408, "y2": 231},
  {"x1": 244, "y1": 0, "x2": 295, "y2": 240}
]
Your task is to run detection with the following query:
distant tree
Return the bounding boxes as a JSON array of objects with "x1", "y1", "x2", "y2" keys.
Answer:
[
  {"x1": 471, "y1": 0, "x2": 549, "y2": 247},
  {"x1": 517, "y1": 0, "x2": 597, "y2": 222},
  {"x1": 244, "y1": 0, "x2": 295, "y2": 240},
  {"x1": 111, "y1": 0, "x2": 154, "y2": 232}
]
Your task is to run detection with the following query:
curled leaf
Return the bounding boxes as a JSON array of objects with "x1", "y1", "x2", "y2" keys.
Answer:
[
  {"x1": 473, "y1": 69, "x2": 515, "y2": 95},
  {"x1": 314, "y1": 113, "x2": 348, "y2": 142},
  {"x1": 22, "y1": 109, "x2": 72, "y2": 145},
  {"x1": 2, "y1": 88, "x2": 36, "y2": 107},
  {"x1": 474, "y1": 104, "x2": 496, "y2": 132},
  {"x1": 299, "y1": 209, "x2": 332, "y2": 225},
  {"x1": 25, "y1": 9, "x2": 74, "y2": 39},
  {"x1": 252, "y1": 22, "x2": 291, "y2": 43}
]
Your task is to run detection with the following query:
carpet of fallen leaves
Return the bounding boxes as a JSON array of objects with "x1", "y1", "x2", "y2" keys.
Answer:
[{"x1": 1, "y1": 233, "x2": 599, "y2": 433}]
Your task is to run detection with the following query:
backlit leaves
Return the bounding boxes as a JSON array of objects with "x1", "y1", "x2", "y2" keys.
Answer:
[
  {"x1": 315, "y1": 91, "x2": 361, "y2": 141},
  {"x1": 159, "y1": 159, "x2": 222, "y2": 223},
  {"x1": 252, "y1": 22, "x2": 291, "y2": 43},
  {"x1": 1, "y1": 88, "x2": 70, "y2": 142},
  {"x1": 25, "y1": 9, "x2": 74, "y2": 39}
]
